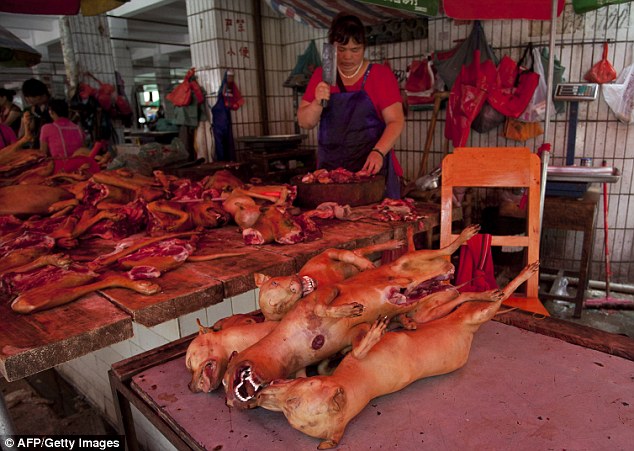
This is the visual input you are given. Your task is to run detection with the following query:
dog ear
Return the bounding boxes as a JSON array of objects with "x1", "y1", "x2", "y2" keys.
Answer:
[
  {"x1": 196, "y1": 318, "x2": 212, "y2": 335},
  {"x1": 330, "y1": 387, "x2": 345, "y2": 413},
  {"x1": 254, "y1": 273, "x2": 270, "y2": 287}
]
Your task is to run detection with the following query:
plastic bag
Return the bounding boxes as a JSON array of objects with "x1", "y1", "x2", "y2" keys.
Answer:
[
  {"x1": 584, "y1": 42, "x2": 617, "y2": 84},
  {"x1": 166, "y1": 68, "x2": 204, "y2": 107},
  {"x1": 405, "y1": 57, "x2": 436, "y2": 105},
  {"x1": 284, "y1": 40, "x2": 321, "y2": 89},
  {"x1": 433, "y1": 21, "x2": 498, "y2": 90},
  {"x1": 603, "y1": 63, "x2": 634, "y2": 124},
  {"x1": 518, "y1": 47, "x2": 555, "y2": 122},
  {"x1": 471, "y1": 102, "x2": 505, "y2": 133},
  {"x1": 540, "y1": 47, "x2": 566, "y2": 114},
  {"x1": 504, "y1": 117, "x2": 543, "y2": 141},
  {"x1": 488, "y1": 44, "x2": 540, "y2": 118}
]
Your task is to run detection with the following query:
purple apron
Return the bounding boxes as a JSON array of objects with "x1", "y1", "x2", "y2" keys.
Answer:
[{"x1": 318, "y1": 65, "x2": 400, "y2": 199}]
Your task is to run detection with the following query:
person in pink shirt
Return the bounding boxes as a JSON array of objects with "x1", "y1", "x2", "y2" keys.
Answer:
[
  {"x1": 0, "y1": 123, "x2": 17, "y2": 148},
  {"x1": 39, "y1": 98, "x2": 95, "y2": 173}
]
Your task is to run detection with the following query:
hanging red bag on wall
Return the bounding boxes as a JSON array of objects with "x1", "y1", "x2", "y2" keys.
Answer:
[
  {"x1": 584, "y1": 42, "x2": 617, "y2": 84},
  {"x1": 488, "y1": 44, "x2": 540, "y2": 118},
  {"x1": 405, "y1": 58, "x2": 436, "y2": 105}
]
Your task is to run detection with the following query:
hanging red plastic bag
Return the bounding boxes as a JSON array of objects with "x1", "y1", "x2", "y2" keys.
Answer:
[
  {"x1": 445, "y1": 49, "x2": 497, "y2": 147},
  {"x1": 584, "y1": 42, "x2": 617, "y2": 84},
  {"x1": 455, "y1": 234, "x2": 498, "y2": 293},
  {"x1": 167, "y1": 68, "x2": 194, "y2": 107},
  {"x1": 167, "y1": 68, "x2": 205, "y2": 107},
  {"x1": 488, "y1": 44, "x2": 540, "y2": 118},
  {"x1": 405, "y1": 58, "x2": 436, "y2": 106},
  {"x1": 84, "y1": 72, "x2": 117, "y2": 112}
]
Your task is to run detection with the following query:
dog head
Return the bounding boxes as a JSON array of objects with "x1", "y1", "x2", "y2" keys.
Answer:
[
  {"x1": 256, "y1": 377, "x2": 347, "y2": 449},
  {"x1": 185, "y1": 321, "x2": 228, "y2": 393},
  {"x1": 254, "y1": 273, "x2": 303, "y2": 321}
]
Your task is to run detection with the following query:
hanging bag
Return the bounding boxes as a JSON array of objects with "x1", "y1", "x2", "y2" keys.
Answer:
[
  {"x1": 584, "y1": 42, "x2": 617, "y2": 84},
  {"x1": 488, "y1": 43, "x2": 540, "y2": 118},
  {"x1": 166, "y1": 68, "x2": 195, "y2": 107},
  {"x1": 503, "y1": 117, "x2": 544, "y2": 141},
  {"x1": 455, "y1": 234, "x2": 498, "y2": 293},
  {"x1": 405, "y1": 57, "x2": 436, "y2": 106},
  {"x1": 518, "y1": 46, "x2": 555, "y2": 122},
  {"x1": 603, "y1": 63, "x2": 634, "y2": 124},
  {"x1": 540, "y1": 47, "x2": 567, "y2": 114},
  {"x1": 432, "y1": 21, "x2": 498, "y2": 90}
]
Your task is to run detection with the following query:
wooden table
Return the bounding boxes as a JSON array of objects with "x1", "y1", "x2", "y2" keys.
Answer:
[
  {"x1": 109, "y1": 312, "x2": 634, "y2": 451},
  {"x1": 541, "y1": 190, "x2": 600, "y2": 318}
]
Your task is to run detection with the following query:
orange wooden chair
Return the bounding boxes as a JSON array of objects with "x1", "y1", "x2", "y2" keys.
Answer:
[{"x1": 440, "y1": 147, "x2": 548, "y2": 316}]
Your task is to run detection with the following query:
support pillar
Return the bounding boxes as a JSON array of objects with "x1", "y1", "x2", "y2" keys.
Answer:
[{"x1": 60, "y1": 15, "x2": 123, "y2": 145}]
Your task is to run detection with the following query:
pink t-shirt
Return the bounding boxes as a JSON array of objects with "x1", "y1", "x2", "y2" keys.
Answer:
[
  {"x1": 0, "y1": 124, "x2": 17, "y2": 148},
  {"x1": 302, "y1": 63, "x2": 402, "y2": 116},
  {"x1": 39, "y1": 117, "x2": 84, "y2": 159}
]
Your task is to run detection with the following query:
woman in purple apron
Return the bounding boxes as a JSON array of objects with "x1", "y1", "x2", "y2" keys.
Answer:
[{"x1": 298, "y1": 14, "x2": 405, "y2": 199}]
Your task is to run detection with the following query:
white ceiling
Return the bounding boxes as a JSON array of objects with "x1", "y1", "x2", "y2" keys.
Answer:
[{"x1": 0, "y1": 0, "x2": 191, "y2": 88}]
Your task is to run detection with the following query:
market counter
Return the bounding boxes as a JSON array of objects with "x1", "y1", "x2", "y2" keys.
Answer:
[
  {"x1": 0, "y1": 293, "x2": 132, "y2": 382},
  {"x1": 0, "y1": 207, "x2": 444, "y2": 382},
  {"x1": 109, "y1": 311, "x2": 634, "y2": 451}
]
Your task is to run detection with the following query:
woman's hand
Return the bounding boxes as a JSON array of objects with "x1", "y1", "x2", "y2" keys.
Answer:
[
  {"x1": 361, "y1": 149, "x2": 384, "y2": 175},
  {"x1": 314, "y1": 81, "x2": 331, "y2": 104}
]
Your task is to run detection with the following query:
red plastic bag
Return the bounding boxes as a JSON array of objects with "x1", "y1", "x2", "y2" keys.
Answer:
[
  {"x1": 405, "y1": 58, "x2": 435, "y2": 105},
  {"x1": 445, "y1": 50, "x2": 497, "y2": 147},
  {"x1": 584, "y1": 42, "x2": 617, "y2": 84},
  {"x1": 455, "y1": 234, "x2": 498, "y2": 293},
  {"x1": 488, "y1": 45, "x2": 540, "y2": 118},
  {"x1": 166, "y1": 69, "x2": 194, "y2": 107}
]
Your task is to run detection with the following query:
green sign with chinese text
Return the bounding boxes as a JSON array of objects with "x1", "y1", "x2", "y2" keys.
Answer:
[{"x1": 358, "y1": 0, "x2": 439, "y2": 17}]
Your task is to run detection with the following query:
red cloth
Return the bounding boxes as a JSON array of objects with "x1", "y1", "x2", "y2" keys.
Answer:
[
  {"x1": 303, "y1": 64, "x2": 402, "y2": 118},
  {"x1": 455, "y1": 234, "x2": 498, "y2": 292},
  {"x1": 444, "y1": 0, "x2": 565, "y2": 20}
]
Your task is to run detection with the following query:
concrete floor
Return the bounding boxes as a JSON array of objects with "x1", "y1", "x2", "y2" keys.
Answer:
[{"x1": 2, "y1": 291, "x2": 633, "y2": 440}]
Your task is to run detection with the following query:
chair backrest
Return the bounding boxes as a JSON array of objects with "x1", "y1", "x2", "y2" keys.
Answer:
[{"x1": 440, "y1": 147, "x2": 540, "y2": 297}]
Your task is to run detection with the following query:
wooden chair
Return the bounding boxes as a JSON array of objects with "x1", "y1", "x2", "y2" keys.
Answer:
[{"x1": 440, "y1": 147, "x2": 548, "y2": 316}]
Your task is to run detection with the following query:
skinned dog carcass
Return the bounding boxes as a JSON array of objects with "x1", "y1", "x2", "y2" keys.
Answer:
[
  {"x1": 186, "y1": 319, "x2": 278, "y2": 393},
  {"x1": 223, "y1": 226, "x2": 480, "y2": 408},
  {"x1": 254, "y1": 239, "x2": 408, "y2": 321},
  {"x1": 256, "y1": 262, "x2": 540, "y2": 449}
]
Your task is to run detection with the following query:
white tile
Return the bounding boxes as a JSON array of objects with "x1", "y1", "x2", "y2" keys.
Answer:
[
  {"x1": 205, "y1": 298, "x2": 233, "y2": 325},
  {"x1": 150, "y1": 319, "x2": 180, "y2": 342},
  {"x1": 178, "y1": 308, "x2": 207, "y2": 337},
  {"x1": 108, "y1": 340, "x2": 133, "y2": 360},
  {"x1": 230, "y1": 289, "x2": 257, "y2": 314}
]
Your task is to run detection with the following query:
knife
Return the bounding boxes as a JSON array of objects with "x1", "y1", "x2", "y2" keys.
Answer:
[{"x1": 321, "y1": 43, "x2": 337, "y2": 108}]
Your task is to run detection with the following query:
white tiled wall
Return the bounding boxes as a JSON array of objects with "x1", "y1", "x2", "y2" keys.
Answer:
[{"x1": 56, "y1": 289, "x2": 258, "y2": 451}]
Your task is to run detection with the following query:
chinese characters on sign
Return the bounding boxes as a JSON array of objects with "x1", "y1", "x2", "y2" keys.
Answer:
[{"x1": 224, "y1": 16, "x2": 250, "y2": 61}]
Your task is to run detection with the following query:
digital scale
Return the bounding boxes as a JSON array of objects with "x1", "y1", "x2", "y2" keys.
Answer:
[
  {"x1": 553, "y1": 83, "x2": 599, "y2": 165},
  {"x1": 554, "y1": 83, "x2": 599, "y2": 102}
]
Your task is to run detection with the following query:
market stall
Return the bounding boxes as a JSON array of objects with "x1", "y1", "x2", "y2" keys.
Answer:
[{"x1": 110, "y1": 311, "x2": 634, "y2": 451}]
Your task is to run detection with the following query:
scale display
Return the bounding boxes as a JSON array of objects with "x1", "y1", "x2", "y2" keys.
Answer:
[{"x1": 554, "y1": 83, "x2": 598, "y2": 101}]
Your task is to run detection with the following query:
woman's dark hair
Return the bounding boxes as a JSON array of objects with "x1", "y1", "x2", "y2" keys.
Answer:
[
  {"x1": 21, "y1": 78, "x2": 50, "y2": 98},
  {"x1": 328, "y1": 14, "x2": 366, "y2": 47},
  {"x1": 48, "y1": 98, "x2": 70, "y2": 118},
  {"x1": 0, "y1": 88, "x2": 16, "y2": 101}
]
